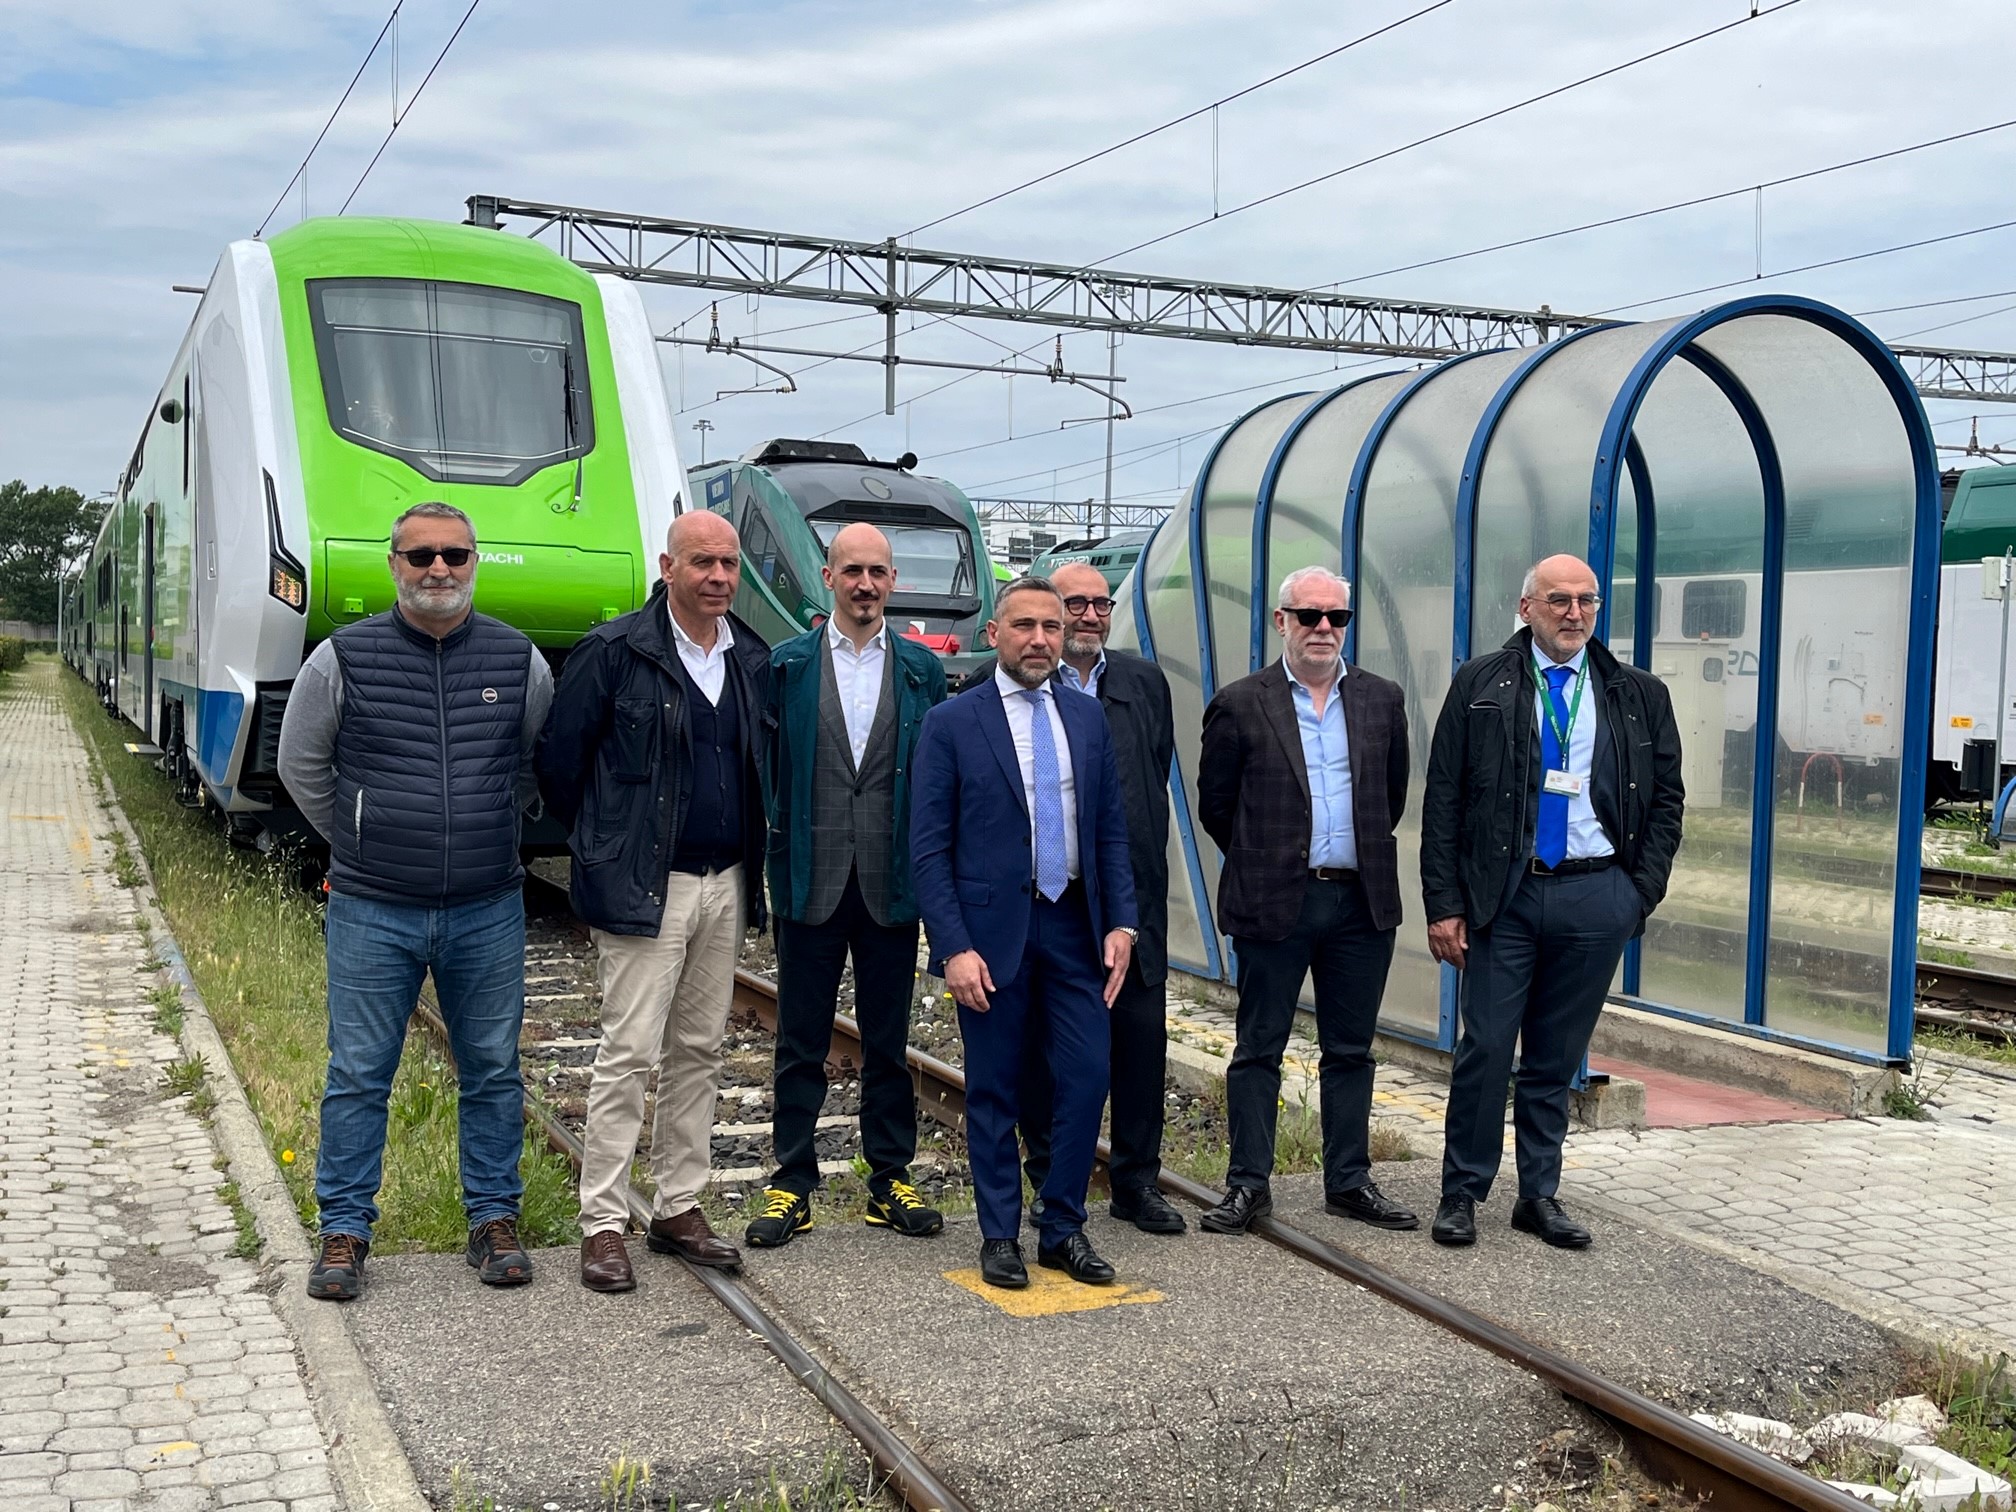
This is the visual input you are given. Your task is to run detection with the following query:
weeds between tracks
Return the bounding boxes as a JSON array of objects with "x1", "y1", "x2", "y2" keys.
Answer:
[{"x1": 54, "y1": 660, "x2": 576, "y2": 1252}]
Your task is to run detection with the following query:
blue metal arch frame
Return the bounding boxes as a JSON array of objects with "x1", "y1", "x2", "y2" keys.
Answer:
[
  {"x1": 1586, "y1": 293, "x2": 1940, "y2": 1064},
  {"x1": 1618, "y1": 434, "x2": 1655, "y2": 1000},
  {"x1": 1340, "y1": 350, "x2": 1501, "y2": 664},
  {"x1": 1132, "y1": 515, "x2": 1226, "y2": 981},
  {"x1": 1188, "y1": 393, "x2": 1314, "y2": 703},
  {"x1": 1247, "y1": 372, "x2": 1403, "y2": 673}
]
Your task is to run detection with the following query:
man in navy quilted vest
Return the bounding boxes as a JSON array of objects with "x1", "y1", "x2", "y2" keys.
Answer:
[{"x1": 278, "y1": 502, "x2": 553, "y2": 1301}]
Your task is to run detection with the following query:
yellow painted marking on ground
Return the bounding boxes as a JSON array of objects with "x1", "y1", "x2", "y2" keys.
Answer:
[
  {"x1": 943, "y1": 1264, "x2": 1165, "y2": 1318},
  {"x1": 163, "y1": 1348, "x2": 175, "y2": 1361},
  {"x1": 10, "y1": 813, "x2": 64, "y2": 821},
  {"x1": 146, "y1": 1441, "x2": 200, "y2": 1460}
]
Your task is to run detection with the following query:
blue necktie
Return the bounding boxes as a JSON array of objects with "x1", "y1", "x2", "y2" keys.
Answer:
[
  {"x1": 1022, "y1": 689, "x2": 1069, "y2": 901},
  {"x1": 1536, "y1": 664, "x2": 1574, "y2": 869}
]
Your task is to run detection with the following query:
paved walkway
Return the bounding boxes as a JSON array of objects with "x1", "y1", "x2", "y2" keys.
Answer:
[
  {"x1": 0, "y1": 666, "x2": 342, "y2": 1512},
  {"x1": 1168, "y1": 976, "x2": 2016, "y2": 1360}
]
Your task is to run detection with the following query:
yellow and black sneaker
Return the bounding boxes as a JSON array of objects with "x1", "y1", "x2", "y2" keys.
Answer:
[
  {"x1": 865, "y1": 1178, "x2": 944, "y2": 1238},
  {"x1": 744, "y1": 1188, "x2": 813, "y2": 1249}
]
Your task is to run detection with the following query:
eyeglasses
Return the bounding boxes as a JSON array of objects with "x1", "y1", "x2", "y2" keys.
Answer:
[
  {"x1": 1538, "y1": 593, "x2": 1602, "y2": 613},
  {"x1": 1062, "y1": 595, "x2": 1116, "y2": 617},
  {"x1": 394, "y1": 547, "x2": 474, "y2": 569},
  {"x1": 1285, "y1": 607, "x2": 1352, "y2": 628}
]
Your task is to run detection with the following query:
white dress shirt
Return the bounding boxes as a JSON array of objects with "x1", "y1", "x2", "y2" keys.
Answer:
[
  {"x1": 669, "y1": 607, "x2": 734, "y2": 706},
  {"x1": 827, "y1": 618, "x2": 888, "y2": 768},
  {"x1": 994, "y1": 666, "x2": 1080, "y2": 880},
  {"x1": 1530, "y1": 645, "x2": 1615, "y2": 861}
]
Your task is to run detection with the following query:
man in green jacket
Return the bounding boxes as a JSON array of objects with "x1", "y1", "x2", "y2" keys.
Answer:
[{"x1": 750, "y1": 523, "x2": 949, "y2": 1248}]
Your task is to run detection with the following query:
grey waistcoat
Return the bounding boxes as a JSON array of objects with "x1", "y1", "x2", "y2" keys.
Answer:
[{"x1": 804, "y1": 639, "x2": 899, "y2": 926}]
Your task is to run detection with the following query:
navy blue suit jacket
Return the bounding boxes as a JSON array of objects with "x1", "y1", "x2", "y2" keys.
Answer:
[{"x1": 911, "y1": 677, "x2": 1138, "y2": 978}]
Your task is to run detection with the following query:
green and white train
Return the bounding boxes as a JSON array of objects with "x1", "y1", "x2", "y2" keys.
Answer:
[{"x1": 62, "y1": 216, "x2": 685, "y2": 835}]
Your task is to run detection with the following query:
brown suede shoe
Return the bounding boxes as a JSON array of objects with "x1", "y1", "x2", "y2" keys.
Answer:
[
  {"x1": 645, "y1": 1207, "x2": 742, "y2": 1270},
  {"x1": 579, "y1": 1230, "x2": 636, "y2": 1292}
]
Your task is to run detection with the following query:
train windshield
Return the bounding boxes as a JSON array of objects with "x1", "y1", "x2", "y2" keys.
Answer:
[
  {"x1": 307, "y1": 278, "x2": 593, "y2": 486},
  {"x1": 814, "y1": 519, "x2": 977, "y2": 597}
]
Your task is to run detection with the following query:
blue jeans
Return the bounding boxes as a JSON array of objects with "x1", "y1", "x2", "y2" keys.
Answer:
[{"x1": 317, "y1": 887, "x2": 526, "y2": 1241}]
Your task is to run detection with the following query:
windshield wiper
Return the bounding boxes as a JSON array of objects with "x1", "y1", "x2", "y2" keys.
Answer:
[{"x1": 561, "y1": 345, "x2": 583, "y2": 513}]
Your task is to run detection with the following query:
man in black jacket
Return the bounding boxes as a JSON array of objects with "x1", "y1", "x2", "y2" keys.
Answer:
[
  {"x1": 1016, "y1": 561, "x2": 1184, "y2": 1234},
  {"x1": 1421, "y1": 553, "x2": 1684, "y2": 1252},
  {"x1": 539, "y1": 511, "x2": 771, "y2": 1291}
]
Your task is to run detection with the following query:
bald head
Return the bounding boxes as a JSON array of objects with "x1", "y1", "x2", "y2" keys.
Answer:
[
  {"x1": 823, "y1": 522, "x2": 896, "y2": 644},
  {"x1": 1519, "y1": 553, "x2": 1601, "y2": 664},
  {"x1": 661, "y1": 510, "x2": 742, "y2": 638}
]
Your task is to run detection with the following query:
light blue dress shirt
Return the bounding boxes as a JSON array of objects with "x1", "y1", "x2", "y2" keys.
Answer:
[
  {"x1": 1058, "y1": 651, "x2": 1107, "y2": 698},
  {"x1": 1286, "y1": 659, "x2": 1356, "y2": 870},
  {"x1": 1530, "y1": 646, "x2": 1615, "y2": 861}
]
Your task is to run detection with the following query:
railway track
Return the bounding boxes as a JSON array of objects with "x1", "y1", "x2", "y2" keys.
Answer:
[{"x1": 1920, "y1": 863, "x2": 2016, "y2": 902}]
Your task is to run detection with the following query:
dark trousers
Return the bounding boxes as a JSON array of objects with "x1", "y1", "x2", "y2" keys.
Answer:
[
  {"x1": 958, "y1": 884, "x2": 1110, "y2": 1245},
  {"x1": 1226, "y1": 876, "x2": 1395, "y2": 1193},
  {"x1": 770, "y1": 873, "x2": 921, "y2": 1195},
  {"x1": 1021, "y1": 966, "x2": 1167, "y2": 1197},
  {"x1": 1442, "y1": 864, "x2": 1641, "y2": 1202}
]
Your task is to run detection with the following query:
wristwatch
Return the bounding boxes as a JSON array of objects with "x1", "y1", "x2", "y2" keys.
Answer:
[{"x1": 1117, "y1": 927, "x2": 1139, "y2": 942}]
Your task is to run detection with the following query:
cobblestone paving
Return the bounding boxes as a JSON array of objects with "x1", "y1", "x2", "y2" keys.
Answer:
[{"x1": 0, "y1": 668, "x2": 342, "y2": 1511}]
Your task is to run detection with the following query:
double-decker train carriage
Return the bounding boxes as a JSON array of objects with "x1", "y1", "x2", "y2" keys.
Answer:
[{"x1": 71, "y1": 216, "x2": 684, "y2": 838}]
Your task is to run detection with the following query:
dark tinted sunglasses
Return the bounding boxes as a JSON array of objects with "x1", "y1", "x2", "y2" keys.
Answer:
[
  {"x1": 1062, "y1": 595, "x2": 1116, "y2": 617},
  {"x1": 1286, "y1": 607, "x2": 1352, "y2": 628},
  {"x1": 395, "y1": 547, "x2": 473, "y2": 569}
]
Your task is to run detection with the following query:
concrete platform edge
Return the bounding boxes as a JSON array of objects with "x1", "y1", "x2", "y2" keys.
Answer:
[
  {"x1": 95, "y1": 770, "x2": 429, "y2": 1512},
  {"x1": 1591, "y1": 1001, "x2": 1899, "y2": 1116}
]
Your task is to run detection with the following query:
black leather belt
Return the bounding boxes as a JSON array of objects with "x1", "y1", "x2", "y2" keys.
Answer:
[
  {"x1": 1529, "y1": 856, "x2": 1614, "y2": 876},
  {"x1": 1310, "y1": 867, "x2": 1358, "y2": 883}
]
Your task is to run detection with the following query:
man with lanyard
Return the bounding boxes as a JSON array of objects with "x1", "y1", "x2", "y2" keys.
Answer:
[{"x1": 1421, "y1": 553, "x2": 1684, "y2": 1251}]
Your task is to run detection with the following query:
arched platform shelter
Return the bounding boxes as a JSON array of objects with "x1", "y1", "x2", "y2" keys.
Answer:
[{"x1": 1110, "y1": 295, "x2": 1938, "y2": 1065}]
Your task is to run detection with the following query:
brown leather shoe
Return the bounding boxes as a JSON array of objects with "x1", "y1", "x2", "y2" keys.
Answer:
[
  {"x1": 645, "y1": 1207, "x2": 742, "y2": 1270},
  {"x1": 579, "y1": 1230, "x2": 635, "y2": 1292}
]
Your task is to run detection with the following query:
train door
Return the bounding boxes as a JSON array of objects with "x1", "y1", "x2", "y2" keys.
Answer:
[{"x1": 143, "y1": 505, "x2": 158, "y2": 741}]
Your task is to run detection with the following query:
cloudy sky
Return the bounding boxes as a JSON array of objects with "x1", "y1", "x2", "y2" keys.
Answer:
[{"x1": 6, "y1": 0, "x2": 2016, "y2": 508}]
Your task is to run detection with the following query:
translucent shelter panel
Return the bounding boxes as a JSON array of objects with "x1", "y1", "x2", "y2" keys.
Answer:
[
  {"x1": 1261, "y1": 374, "x2": 1412, "y2": 668},
  {"x1": 1356, "y1": 348, "x2": 1531, "y2": 1038},
  {"x1": 1468, "y1": 320, "x2": 1678, "y2": 651},
  {"x1": 1136, "y1": 499, "x2": 1224, "y2": 963},
  {"x1": 1696, "y1": 316, "x2": 1918, "y2": 1054},
  {"x1": 1200, "y1": 394, "x2": 1320, "y2": 695},
  {"x1": 1626, "y1": 357, "x2": 1770, "y2": 1024}
]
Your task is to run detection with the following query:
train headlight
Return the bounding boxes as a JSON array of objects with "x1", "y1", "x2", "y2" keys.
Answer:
[{"x1": 270, "y1": 559, "x2": 307, "y2": 612}]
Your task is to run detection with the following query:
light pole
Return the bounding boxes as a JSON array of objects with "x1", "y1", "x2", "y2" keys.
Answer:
[{"x1": 691, "y1": 418, "x2": 714, "y2": 467}]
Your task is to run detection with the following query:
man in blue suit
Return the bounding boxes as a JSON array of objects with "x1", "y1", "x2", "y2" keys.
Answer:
[{"x1": 911, "y1": 576, "x2": 1139, "y2": 1290}]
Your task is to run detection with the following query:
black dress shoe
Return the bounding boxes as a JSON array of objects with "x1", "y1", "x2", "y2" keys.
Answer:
[
  {"x1": 1198, "y1": 1184, "x2": 1272, "y2": 1234},
  {"x1": 1037, "y1": 1230, "x2": 1116, "y2": 1285},
  {"x1": 1111, "y1": 1185, "x2": 1187, "y2": 1234},
  {"x1": 1325, "y1": 1182, "x2": 1419, "y2": 1231},
  {"x1": 979, "y1": 1238, "x2": 1029, "y2": 1289},
  {"x1": 1430, "y1": 1194, "x2": 1477, "y2": 1248},
  {"x1": 1511, "y1": 1195, "x2": 1592, "y2": 1250}
]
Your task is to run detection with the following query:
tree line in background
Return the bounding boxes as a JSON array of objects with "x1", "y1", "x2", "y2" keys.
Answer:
[{"x1": 0, "y1": 481, "x2": 105, "y2": 627}]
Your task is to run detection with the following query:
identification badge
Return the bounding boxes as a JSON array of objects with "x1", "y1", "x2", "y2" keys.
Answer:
[{"x1": 1543, "y1": 769, "x2": 1584, "y2": 797}]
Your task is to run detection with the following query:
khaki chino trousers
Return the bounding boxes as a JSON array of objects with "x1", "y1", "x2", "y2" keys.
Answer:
[{"x1": 578, "y1": 865, "x2": 744, "y2": 1235}]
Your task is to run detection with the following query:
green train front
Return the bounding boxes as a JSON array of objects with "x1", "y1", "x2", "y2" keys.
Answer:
[
  {"x1": 690, "y1": 439, "x2": 994, "y2": 676},
  {"x1": 79, "y1": 216, "x2": 681, "y2": 819}
]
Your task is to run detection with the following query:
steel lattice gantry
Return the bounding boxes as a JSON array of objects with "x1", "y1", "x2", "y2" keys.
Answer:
[{"x1": 468, "y1": 195, "x2": 2016, "y2": 401}]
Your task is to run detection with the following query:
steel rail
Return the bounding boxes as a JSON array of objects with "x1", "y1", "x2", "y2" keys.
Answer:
[
  {"x1": 411, "y1": 988, "x2": 973, "y2": 1512},
  {"x1": 1920, "y1": 864, "x2": 2016, "y2": 902},
  {"x1": 1915, "y1": 957, "x2": 2016, "y2": 1016}
]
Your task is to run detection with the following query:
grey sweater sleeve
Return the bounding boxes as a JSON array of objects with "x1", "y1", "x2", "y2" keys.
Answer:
[
  {"x1": 276, "y1": 640, "x2": 343, "y2": 841},
  {"x1": 520, "y1": 649, "x2": 554, "y2": 814}
]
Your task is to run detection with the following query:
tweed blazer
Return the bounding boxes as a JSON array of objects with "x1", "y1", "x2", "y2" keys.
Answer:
[{"x1": 1196, "y1": 660, "x2": 1409, "y2": 941}]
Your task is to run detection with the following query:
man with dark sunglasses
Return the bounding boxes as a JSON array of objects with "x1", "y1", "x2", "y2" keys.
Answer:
[
  {"x1": 1196, "y1": 566, "x2": 1414, "y2": 1236},
  {"x1": 278, "y1": 501, "x2": 552, "y2": 1300}
]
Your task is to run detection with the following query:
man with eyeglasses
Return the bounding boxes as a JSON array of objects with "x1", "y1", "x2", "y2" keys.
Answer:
[
  {"x1": 1195, "y1": 566, "x2": 1415, "y2": 1236},
  {"x1": 1421, "y1": 554, "x2": 1684, "y2": 1252},
  {"x1": 1015, "y1": 562, "x2": 1183, "y2": 1234},
  {"x1": 279, "y1": 501, "x2": 552, "y2": 1300}
]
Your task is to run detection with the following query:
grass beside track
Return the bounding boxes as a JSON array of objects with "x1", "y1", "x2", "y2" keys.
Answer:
[{"x1": 54, "y1": 659, "x2": 577, "y2": 1252}]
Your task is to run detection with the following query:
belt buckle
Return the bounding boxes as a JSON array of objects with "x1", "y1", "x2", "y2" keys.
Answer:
[{"x1": 1529, "y1": 858, "x2": 1551, "y2": 876}]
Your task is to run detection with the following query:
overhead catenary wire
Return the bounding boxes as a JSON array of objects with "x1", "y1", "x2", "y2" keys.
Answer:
[
  {"x1": 1086, "y1": 0, "x2": 1807, "y2": 269},
  {"x1": 254, "y1": 2, "x2": 403, "y2": 235},
  {"x1": 337, "y1": 0, "x2": 486, "y2": 216},
  {"x1": 902, "y1": 0, "x2": 1461, "y2": 239}
]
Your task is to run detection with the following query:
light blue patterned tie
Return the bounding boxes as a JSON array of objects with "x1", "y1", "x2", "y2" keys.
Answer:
[{"x1": 1022, "y1": 688, "x2": 1069, "y2": 901}]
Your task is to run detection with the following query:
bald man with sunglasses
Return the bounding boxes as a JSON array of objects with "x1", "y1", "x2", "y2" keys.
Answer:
[{"x1": 1195, "y1": 566, "x2": 1414, "y2": 1237}]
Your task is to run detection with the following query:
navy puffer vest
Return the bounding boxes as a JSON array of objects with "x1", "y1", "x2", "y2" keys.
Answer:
[{"x1": 327, "y1": 609, "x2": 531, "y2": 906}]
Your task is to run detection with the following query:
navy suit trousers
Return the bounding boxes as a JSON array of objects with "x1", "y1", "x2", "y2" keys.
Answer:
[
  {"x1": 1442, "y1": 865, "x2": 1642, "y2": 1202},
  {"x1": 958, "y1": 884, "x2": 1110, "y2": 1245}
]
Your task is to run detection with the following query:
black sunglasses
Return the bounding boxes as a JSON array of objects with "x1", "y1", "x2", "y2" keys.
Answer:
[
  {"x1": 1062, "y1": 595, "x2": 1116, "y2": 617},
  {"x1": 395, "y1": 547, "x2": 473, "y2": 569},
  {"x1": 1285, "y1": 607, "x2": 1352, "y2": 628}
]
